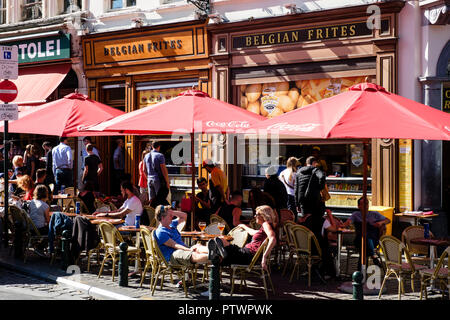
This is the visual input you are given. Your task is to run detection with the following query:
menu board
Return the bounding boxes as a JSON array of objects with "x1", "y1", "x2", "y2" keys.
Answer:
[
  {"x1": 138, "y1": 87, "x2": 191, "y2": 108},
  {"x1": 239, "y1": 76, "x2": 369, "y2": 118},
  {"x1": 398, "y1": 139, "x2": 413, "y2": 212}
]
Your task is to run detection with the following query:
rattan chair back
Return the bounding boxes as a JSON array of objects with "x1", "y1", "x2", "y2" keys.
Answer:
[
  {"x1": 289, "y1": 224, "x2": 322, "y2": 258},
  {"x1": 247, "y1": 238, "x2": 269, "y2": 271},
  {"x1": 177, "y1": 220, "x2": 186, "y2": 233},
  {"x1": 228, "y1": 227, "x2": 249, "y2": 248},
  {"x1": 150, "y1": 229, "x2": 170, "y2": 267},
  {"x1": 402, "y1": 226, "x2": 433, "y2": 256},
  {"x1": 210, "y1": 214, "x2": 230, "y2": 232},
  {"x1": 204, "y1": 222, "x2": 221, "y2": 235}
]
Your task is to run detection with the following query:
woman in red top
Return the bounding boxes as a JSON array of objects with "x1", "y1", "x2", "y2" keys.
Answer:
[
  {"x1": 138, "y1": 150, "x2": 149, "y2": 196},
  {"x1": 215, "y1": 205, "x2": 277, "y2": 270},
  {"x1": 17, "y1": 174, "x2": 35, "y2": 200}
]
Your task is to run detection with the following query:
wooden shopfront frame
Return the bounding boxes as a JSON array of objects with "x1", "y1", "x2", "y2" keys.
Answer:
[
  {"x1": 82, "y1": 21, "x2": 211, "y2": 195},
  {"x1": 209, "y1": 1, "x2": 407, "y2": 211}
]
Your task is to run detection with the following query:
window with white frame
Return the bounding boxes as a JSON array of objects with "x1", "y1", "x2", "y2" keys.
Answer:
[
  {"x1": 63, "y1": 0, "x2": 82, "y2": 13},
  {"x1": 0, "y1": 0, "x2": 6, "y2": 25},
  {"x1": 111, "y1": 0, "x2": 136, "y2": 10},
  {"x1": 22, "y1": 0, "x2": 42, "y2": 21}
]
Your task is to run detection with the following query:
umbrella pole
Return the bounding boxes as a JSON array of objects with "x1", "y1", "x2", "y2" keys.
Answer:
[
  {"x1": 191, "y1": 133, "x2": 195, "y2": 231},
  {"x1": 361, "y1": 140, "x2": 369, "y2": 281}
]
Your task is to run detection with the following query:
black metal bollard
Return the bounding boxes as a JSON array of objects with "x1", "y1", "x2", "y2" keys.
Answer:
[
  {"x1": 14, "y1": 221, "x2": 24, "y2": 259},
  {"x1": 209, "y1": 261, "x2": 220, "y2": 300},
  {"x1": 61, "y1": 230, "x2": 72, "y2": 270},
  {"x1": 119, "y1": 242, "x2": 128, "y2": 287},
  {"x1": 352, "y1": 271, "x2": 364, "y2": 300}
]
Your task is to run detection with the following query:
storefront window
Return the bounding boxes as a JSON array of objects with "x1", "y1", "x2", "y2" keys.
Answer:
[
  {"x1": 239, "y1": 76, "x2": 368, "y2": 117},
  {"x1": 238, "y1": 75, "x2": 373, "y2": 215},
  {"x1": 111, "y1": 0, "x2": 136, "y2": 9},
  {"x1": 136, "y1": 78, "x2": 198, "y2": 108},
  {"x1": 0, "y1": 0, "x2": 6, "y2": 25},
  {"x1": 22, "y1": 0, "x2": 42, "y2": 21}
]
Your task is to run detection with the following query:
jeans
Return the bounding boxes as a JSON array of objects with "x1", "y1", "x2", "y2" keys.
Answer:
[
  {"x1": 287, "y1": 195, "x2": 298, "y2": 218},
  {"x1": 148, "y1": 177, "x2": 161, "y2": 202},
  {"x1": 55, "y1": 168, "x2": 73, "y2": 192}
]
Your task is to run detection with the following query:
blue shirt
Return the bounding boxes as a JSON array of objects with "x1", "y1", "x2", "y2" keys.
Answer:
[
  {"x1": 154, "y1": 219, "x2": 186, "y2": 262},
  {"x1": 52, "y1": 143, "x2": 73, "y2": 176},
  {"x1": 113, "y1": 146, "x2": 124, "y2": 170},
  {"x1": 144, "y1": 150, "x2": 165, "y2": 180}
]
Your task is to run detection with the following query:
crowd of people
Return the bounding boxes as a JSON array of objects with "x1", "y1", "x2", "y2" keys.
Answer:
[{"x1": 0, "y1": 137, "x2": 391, "y2": 285}]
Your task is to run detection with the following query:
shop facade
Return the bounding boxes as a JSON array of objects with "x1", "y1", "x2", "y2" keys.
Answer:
[
  {"x1": 398, "y1": 0, "x2": 450, "y2": 236},
  {"x1": 81, "y1": 21, "x2": 211, "y2": 198},
  {"x1": 209, "y1": 1, "x2": 406, "y2": 219},
  {"x1": 0, "y1": 6, "x2": 87, "y2": 180}
]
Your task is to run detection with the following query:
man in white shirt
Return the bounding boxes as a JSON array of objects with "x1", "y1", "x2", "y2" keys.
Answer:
[
  {"x1": 52, "y1": 136, "x2": 73, "y2": 192},
  {"x1": 93, "y1": 180, "x2": 142, "y2": 227}
]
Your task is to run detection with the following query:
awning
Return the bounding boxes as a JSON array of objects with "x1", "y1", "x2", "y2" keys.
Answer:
[{"x1": 12, "y1": 63, "x2": 71, "y2": 105}]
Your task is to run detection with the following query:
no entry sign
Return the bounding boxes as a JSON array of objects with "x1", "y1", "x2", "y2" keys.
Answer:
[{"x1": 0, "y1": 80, "x2": 18, "y2": 103}]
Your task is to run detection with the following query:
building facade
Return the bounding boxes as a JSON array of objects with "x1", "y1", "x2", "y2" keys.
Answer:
[
  {"x1": 398, "y1": 0, "x2": 449, "y2": 236},
  {"x1": 208, "y1": 1, "x2": 405, "y2": 223}
]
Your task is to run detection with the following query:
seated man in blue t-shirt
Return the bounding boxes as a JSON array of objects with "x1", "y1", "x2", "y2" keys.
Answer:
[
  {"x1": 342, "y1": 197, "x2": 391, "y2": 268},
  {"x1": 154, "y1": 205, "x2": 223, "y2": 266}
]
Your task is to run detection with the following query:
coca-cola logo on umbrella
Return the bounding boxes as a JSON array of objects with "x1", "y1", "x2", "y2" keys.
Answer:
[
  {"x1": 206, "y1": 121, "x2": 250, "y2": 128},
  {"x1": 266, "y1": 122, "x2": 321, "y2": 132}
]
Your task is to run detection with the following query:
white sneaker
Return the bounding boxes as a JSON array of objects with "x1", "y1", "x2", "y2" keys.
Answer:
[{"x1": 200, "y1": 290, "x2": 209, "y2": 297}]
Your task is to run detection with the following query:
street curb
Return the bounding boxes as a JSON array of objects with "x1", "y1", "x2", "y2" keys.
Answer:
[{"x1": 0, "y1": 259, "x2": 137, "y2": 300}]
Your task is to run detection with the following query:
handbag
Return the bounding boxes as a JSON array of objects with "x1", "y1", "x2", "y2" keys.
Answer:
[
  {"x1": 304, "y1": 168, "x2": 317, "y2": 198},
  {"x1": 320, "y1": 184, "x2": 331, "y2": 202}
]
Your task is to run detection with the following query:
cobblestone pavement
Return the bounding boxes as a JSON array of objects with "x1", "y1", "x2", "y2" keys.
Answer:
[
  {"x1": 1, "y1": 246, "x2": 448, "y2": 301},
  {"x1": 0, "y1": 267, "x2": 95, "y2": 300}
]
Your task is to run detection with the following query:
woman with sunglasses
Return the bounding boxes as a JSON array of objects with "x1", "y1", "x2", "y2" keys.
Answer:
[{"x1": 211, "y1": 205, "x2": 277, "y2": 271}]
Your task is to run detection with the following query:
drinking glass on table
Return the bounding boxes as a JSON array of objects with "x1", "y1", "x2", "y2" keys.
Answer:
[
  {"x1": 217, "y1": 222, "x2": 225, "y2": 235},
  {"x1": 198, "y1": 221, "x2": 206, "y2": 233}
]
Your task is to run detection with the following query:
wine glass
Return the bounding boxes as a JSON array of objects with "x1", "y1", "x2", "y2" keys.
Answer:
[
  {"x1": 217, "y1": 222, "x2": 225, "y2": 235},
  {"x1": 198, "y1": 221, "x2": 206, "y2": 233}
]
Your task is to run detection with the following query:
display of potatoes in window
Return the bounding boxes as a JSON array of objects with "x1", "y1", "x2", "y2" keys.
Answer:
[
  {"x1": 239, "y1": 76, "x2": 369, "y2": 117},
  {"x1": 138, "y1": 87, "x2": 191, "y2": 108}
]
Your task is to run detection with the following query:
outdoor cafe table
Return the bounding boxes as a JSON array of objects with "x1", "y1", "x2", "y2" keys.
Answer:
[
  {"x1": 333, "y1": 228, "x2": 355, "y2": 278},
  {"x1": 395, "y1": 212, "x2": 439, "y2": 226},
  {"x1": 180, "y1": 231, "x2": 233, "y2": 246},
  {"x1": 53, "y1": 194, "x2": 75, "y2": 210},
  {"x1": 410, "y1": 237, "x2": 450, "y2": 269},
  {"x1": 117, "y1": 225, "x2": 155, "y2": 275}
]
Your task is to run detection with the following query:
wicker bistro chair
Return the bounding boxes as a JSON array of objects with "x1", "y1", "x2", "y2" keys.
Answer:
[
  {"x1": 150, "y1": 230, "x2": 197, "y2": 298},
  {"x1": 419, "y1": 246, "x2": 450, "y2": 300},
  {"x1": 139, "y1": 228, "x2": 158, "y2": 289},
  {"x1": 229, "y1": 227, "x2": 249, "y2": 248},
  {"x1": 288, "y1": 224, "x2": 322, "y2": 287},
  {"x1": 97, "y1": 222, "x2": 141, "y2": 281},
  {"x1": 281, "y1": 221, "x2": 298, "y2": 277},
  {"x1": 210, "y1": 214, "x2": 230, "y2": 233},
  {"x1": 177, "y1": 220, "x2": 186, "y2": 233},
  {"x1": 204, "y1": 222, "x2": 221, "y2": 235},
  {"x1": 402, "y1": 226, "x2": 437, "y2": 265},
  {"x1": 6, "y1": 205, "x2": 29, "y2": 256},
  {"x1": 378, "y1": 235, "x2": 427, "y2": 300},
  {"x1": 143, "y1": 206, "x2": 156, "y2": 225},
  {"x1": 22, "y1": 214, "x2": 49, "y2": 263},
  {"x1": 230, "y1": 238, "x2": 274, "y2": 300}
]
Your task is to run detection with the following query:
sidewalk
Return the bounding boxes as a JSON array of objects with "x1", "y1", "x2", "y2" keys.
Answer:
[{"x1": 0, "y1": 247, "x2": 446, "y2": 300}]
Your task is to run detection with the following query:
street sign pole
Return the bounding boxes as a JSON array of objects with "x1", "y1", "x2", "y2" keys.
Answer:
[
  {"x1": 0, "y1": 45, "x2": 18, "y2": 247},
  {"x1": 3, "y1": 117, "x2": 8, "y2": 247}
]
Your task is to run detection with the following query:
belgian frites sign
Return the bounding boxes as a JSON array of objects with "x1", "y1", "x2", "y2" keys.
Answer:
[
  {"x1": 444, "y1": 87, "x2": 450, "y2": 113},
  {"x1": 232, "y1": 20, "x2": 388, "y2": 49},
  {"x1": 92, "y1": 30, "x2": 194, "y2": 64}
]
